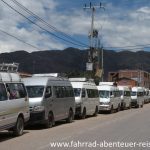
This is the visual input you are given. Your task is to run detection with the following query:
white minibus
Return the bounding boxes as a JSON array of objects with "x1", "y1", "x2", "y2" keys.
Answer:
[
  {"x1": 23, "y1": 75, "x2": 75, "y2": 128},
  {"x1": 131, "y1": 87, "x2": 144, "y2": 108},
  {"x1": 118, "y1": 86, "x2": 131, "y2": 110},
  {"x1": 144, "y1": 88, "x2": 149, "y2": 104},
  {"x1": 69, "y1": 78, "x2": 99, "y2": 119},
  {"x1": 0, "y1": 72, "x2": 29, "y2": 136},
  {"x1": 97, "y1": 84, "x2": 121, "y2": 113}
]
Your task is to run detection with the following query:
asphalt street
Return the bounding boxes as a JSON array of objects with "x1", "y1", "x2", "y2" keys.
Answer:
[{"x1": 1, "y1": 104, "x2": 150, "y2": 150}]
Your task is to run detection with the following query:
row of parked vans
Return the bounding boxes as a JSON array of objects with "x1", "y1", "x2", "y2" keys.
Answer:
[
  {"x1": 0, "y1": 72, "x2": 150, "y2": 136},
  {"x1": 98, "y1": 83, "x2": 149, "y2": 113}
]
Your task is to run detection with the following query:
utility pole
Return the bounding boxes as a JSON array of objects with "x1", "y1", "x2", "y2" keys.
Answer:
[
  {"x1": 84, "y1": 2, "x2": 105, "y2": 83},
  {"x1": 101, "y1": 46, "x2": 104, "y2": 82},
  {"x1": 98, "y1": 39, "x2": 104, "y2": 82}
]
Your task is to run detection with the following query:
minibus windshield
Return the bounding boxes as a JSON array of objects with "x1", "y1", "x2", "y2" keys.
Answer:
[
  {"x1": 73, "y1": 88, "x2": 81, "y2": 97},
  {"x1": 26, "y1": 86, "x2": 44, "y2": 98},
  {"x1": 99, "y1": 91, "x2": 110, "y2": 98},
  {"x1": 131, "y1": 91, "x2": 137, "y2": 96},
  {"x1": 119, "y1": 90, "x2": 123, "y2": 96}
]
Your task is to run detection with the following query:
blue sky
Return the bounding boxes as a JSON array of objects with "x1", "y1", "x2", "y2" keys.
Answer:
[{"x1": 0, "y1": 0, "x2": 150, "y2": 53}]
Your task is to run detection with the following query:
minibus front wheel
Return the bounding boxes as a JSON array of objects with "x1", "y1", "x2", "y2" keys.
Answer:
[
  {"x1": 109, "y1": 105, "x2": 114, "y2": 114},
  {"x1": 93, "y1": 106, "x2": 98, "y2": 116},
  {"x1": 45, "y1": 112, "x2": 54, "y2": 128},
  {"x1": 81, "y1": 107, "x2": 86, "y2": 119},
  {"x1": 66, "y1": 109, "x2": 74, "y2": 123},
  {"x1": 13, "y1": 116, "x2": 24, "y2": 136}
]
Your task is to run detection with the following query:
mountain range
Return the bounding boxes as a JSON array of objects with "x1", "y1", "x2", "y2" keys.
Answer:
[{"x1": 0, "y1": 48, "x2": 150, "y2": 80}]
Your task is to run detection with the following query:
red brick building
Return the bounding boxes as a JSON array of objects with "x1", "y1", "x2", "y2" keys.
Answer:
[{"x1": 108, "y1": 70, "x2": 150, "y2": 88}]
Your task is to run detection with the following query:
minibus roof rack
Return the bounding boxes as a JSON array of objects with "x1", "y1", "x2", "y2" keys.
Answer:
[
  {"x1": 69, "y1": 78, "x2": 94, "y2": 82},
  {"x1": 0, "y1": 63, "x2": 19, "y2": 72}
]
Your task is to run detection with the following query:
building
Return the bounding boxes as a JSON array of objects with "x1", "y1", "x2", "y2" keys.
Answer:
[{"x1": 108, "y1": 70, "x2": 150, "y2": 88}]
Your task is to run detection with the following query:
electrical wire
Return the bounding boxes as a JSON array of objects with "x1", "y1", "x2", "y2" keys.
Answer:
[
  {"x1": 0, "y1": 0, "x2": 88, "y2": 48},
  {"x1": 10, "y1": 0, "x2": 89, "y2": 48},
  {"x1": 104, "y1": 43, "x2": 150, "y2": 49},
  {"x1": 0, "y1": 28, "x2": 42, "y2": 50}
]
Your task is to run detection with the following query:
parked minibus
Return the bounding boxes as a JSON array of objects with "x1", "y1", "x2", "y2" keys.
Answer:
[
  {"x1": 0, "y1": 72, "x2": 29, "y2": 136},
  {"x1": 144, "y1": 88, "x2": 149, "y2": 104},
  {"x1": 69, "y1": 78, "x2": 99, "y2": 119},
  {"x1": 23, "y1": 75, "x2": 75, "y2": 128},
  {"x1": 118, "y1": 86, "x2": 131, "y2": 110},
  {"x1": 97, "y1": 84, "x2": 121, "y2": 113},
  {"x1": 131, "y1": 87, "x2": 144, "y2": 108}
]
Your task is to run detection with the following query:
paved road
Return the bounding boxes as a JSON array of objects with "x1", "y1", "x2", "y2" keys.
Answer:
[{"x1": 1, "y1": 104, "x2": 150, "y2": 150}]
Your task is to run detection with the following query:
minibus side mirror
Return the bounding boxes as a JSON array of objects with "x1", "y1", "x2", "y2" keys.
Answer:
[{"x1": 110, "y1": 95, "x2": 114, "y2": 98}]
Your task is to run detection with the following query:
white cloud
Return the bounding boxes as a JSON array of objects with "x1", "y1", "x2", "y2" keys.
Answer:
[
  {"x1": 0, "y1": 0, "x2": 64, "y2": 53},
  {"x1": 0, "y1": 0, "x2": 150, "y2": 53}
]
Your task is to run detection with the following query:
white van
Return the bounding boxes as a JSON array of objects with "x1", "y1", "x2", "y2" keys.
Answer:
[
  {"x1": 118, "y1": 86, "x2": 131, "y2": 110},
  {"x1": 23, "y1": 75, "x2": 75, "y2": 128},
  {"x1": 69, "y1": 78, "x2": 99, "y2": 119},
  {"x1": 131, "y1": 87, "x2": 144, "y2": 108},
  {"x1": 0, "y1": 72, "x2": 29, "y2": 136},
  {"x1": 144, "y1": 88, "x2": 149, "y2": 104},
  {"x1": 97, "y1": 84, "x2": 121, "y2": 113}
]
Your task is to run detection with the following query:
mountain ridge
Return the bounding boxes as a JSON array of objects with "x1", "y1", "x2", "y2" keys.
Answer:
[{"x1": 0, "y1": 48, "x2": 149, "y2": 79}]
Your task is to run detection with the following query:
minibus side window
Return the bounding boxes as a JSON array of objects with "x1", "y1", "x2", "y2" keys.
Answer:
[
  {"x1": 110, "y1": 91, "x2": 113, "y2": 96},
  {"x1": 68, "y1": 86, "x2": 74, "y2": 97},
  {"x1": 124, "y1": 91, "x2": 131, "y2": 97},
  {"x1": 17, "y1": 84, "x2": 27, "y2": 98},
  {"x1": 54, "y1": 86, "x2": 63, "y2": 98},
  {"x1": 0, "y1": 83, "x2": 8, "y2": 101},
  {"x1": 45, "y1": 86, "x2": 52, "y2": 98},
  {"x1": 66, "y1": 86, "x2": 74, "y2": 97},
  {"x1": 82, "y1": 88, "x2": 86, "y2": 98},
  {"x1": 6, "y1": 83, "x2": 27, "y2": 100}
]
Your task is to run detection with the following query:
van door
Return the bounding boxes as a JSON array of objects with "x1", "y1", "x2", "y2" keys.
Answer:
[
  {"x1": 81, "y1": 88, "x2": 88, "y2": 114},
  {"x1": 52, "y1": 86, "x2": 65, "y2": 121},
  {"x1": 110, "y1": 91, "x2": 115, "y2": 109},
  {"x1": 6, "y1": 83, "x2": 29, "y2": 126},
  {"x1": 43, "y1": 86, "x2": 53, "y2": 120},
  {"x1": 0, "y1": 83, "x2": 9, "y2": 129},
  {"x1": 116, "y1": 90, "x2": 121, "y2": 109}
]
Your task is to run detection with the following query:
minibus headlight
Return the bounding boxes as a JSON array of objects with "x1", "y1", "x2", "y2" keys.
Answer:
[
  {"x1": 105, "y1": 102, "x2": 111, "y2": 105},
  {"x1": 33, "y1": 106, "x2": 45, "y2": 112}
]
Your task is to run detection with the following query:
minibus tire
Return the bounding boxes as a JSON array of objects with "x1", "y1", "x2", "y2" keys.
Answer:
[
  {"x1": 93, "y1": 106, "x2": 98, "y2": 116},
  {"x1": 66, "y1": 109, "x2": 73, "y2": 123},
  {"x1": 13, "y1": 116, "x2": 24, "y2": 136},
  {"x1": 136, "y1": 104, "x2": 140, "y2": 108},
  {"x1": 109, "y1": 106, "x2": 113, "y2": 114},
  {"x1": 81, "y1": 108, "x2": 86, "y2": 119},
  {"x1": 45, "y1": 112, "x2": 54, "y2": 128},
  {"x1": 128, "y1": 103, "x2": 131, "y2": 109},
  {"x1": 141, "y1": 102, "x2": 144, "y2": 108},
  {"x1": 117, "y1": 104, "x2": 121, "y2": 112}
]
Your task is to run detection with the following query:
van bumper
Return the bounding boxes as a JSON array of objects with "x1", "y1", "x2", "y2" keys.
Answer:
[
  {"x1": 28, "y1": 111, "x2": 46, "y2": 125},
  {"x1": 99, "y1": 105, "x2": 111, "y2": 111},
  {"x1": 75, "y1": 106, "x2": 81, "y2": 115},
  {"x1": 131, "y1": 100, "x2": 138, "y2": 106}
]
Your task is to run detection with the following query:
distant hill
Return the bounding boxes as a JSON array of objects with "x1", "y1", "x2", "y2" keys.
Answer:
[{"x1": 0, "y1": 48, "x2": 150, "y2": 79}]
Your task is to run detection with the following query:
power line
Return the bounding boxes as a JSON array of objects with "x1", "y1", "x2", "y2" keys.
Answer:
[
  {"x1": 0, "y1": 0, "x2": 87, "y2": 48},
  {"x1": 0, "y1": 28, "x2": 42, "y2": 50},
  {"x1": 10, "y1": 0, "x2": 89, "y2": 48},
  {"x1": 103, "y1": 44, "x2": 150, "y2": 52}
]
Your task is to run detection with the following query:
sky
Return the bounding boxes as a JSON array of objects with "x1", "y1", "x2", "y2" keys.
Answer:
[{"x1": 0, "y1": 0, "x2": 150, "y2": 53}]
